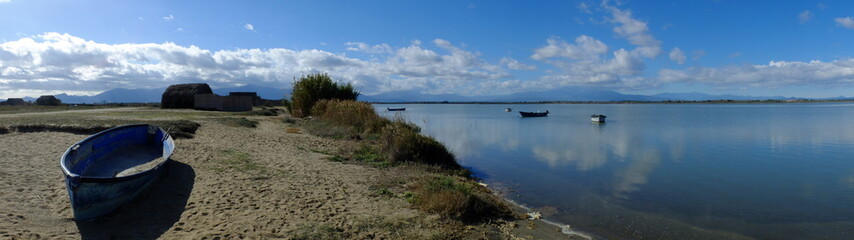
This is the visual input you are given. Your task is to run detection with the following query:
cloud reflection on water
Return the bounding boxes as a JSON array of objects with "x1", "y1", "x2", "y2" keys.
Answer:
[{"x1": 379, "y1": 103, "x2": 854, "y2": 239}]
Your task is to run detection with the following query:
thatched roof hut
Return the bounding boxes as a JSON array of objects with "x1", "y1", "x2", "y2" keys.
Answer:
[
  {"x1": 161, "y1": 83, "x2": 213, "y2": 109},
  {"x1": 2, "y1": 98, "x2": 26, "y2": 105},
  {"x1": 36, "y1": 95, "x2": 61, "y2": 106}
]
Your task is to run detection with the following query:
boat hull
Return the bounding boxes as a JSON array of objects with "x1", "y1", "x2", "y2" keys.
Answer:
[
  {"x1": 61, "y1": 124, "x2": 174, "y2": 221},
  {"x1": 591, "y1": 115, "x2": 606, "y2": 122},
  {"x1": 64, "y1": 169, "x2": 164, "y2": 220},
  {"x1": 519, "y1": 111, "x2": 549, "y2": 117},
  {"x1": 387, "y1": 107, "x2": 406, "y2": 111}
]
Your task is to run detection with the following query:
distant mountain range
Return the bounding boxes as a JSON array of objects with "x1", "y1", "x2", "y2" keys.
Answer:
[
  {"x1": 14, "y1": 85, "x2": 850, "y2": 104},
  {"x1": 360, "y1": 87, "x2": 822, "y2": 102},
  {"x1": 21, "y1": 84, "x2": 292, "y2": 104}
]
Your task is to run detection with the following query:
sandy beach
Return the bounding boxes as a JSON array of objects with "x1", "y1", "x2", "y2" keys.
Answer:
[{"x1": 0, "y1": 107, "x2": 575, "y2": 239}]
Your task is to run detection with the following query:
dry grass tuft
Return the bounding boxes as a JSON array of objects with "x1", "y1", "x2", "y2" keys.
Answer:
[
  {"x1": 410, "y1": 175, "x2": 514, "y2": 223},
  {"x1": 217, "y1": 117, "x2": 258, "y2": 128},
  {"x1": 310, "y1": 99, "x2": 389, "y2": 136}
]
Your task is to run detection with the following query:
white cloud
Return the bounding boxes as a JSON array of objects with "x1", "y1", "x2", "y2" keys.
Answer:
[
  {"x1": 799, "y1": 10, "x2": 813, "y2": 24},
  {"x1": 524, "y1": 2, "x2": 662, "y2": 90},
  {"x1": 162, "y1": 14, "x2": 174, "y2": 21},
  {"x1": 577, "y1": 2, "x2": 592, "y2": 14},
  {"x1": 500, "y1": 57, "x2": 536, "y2": 70},
  {"x1": 175, "y1": 28, "x2": 184, "y2": 32},
  {"x1": 602, "y1": 1, "x2": 661, "y2": 58},
  {"x1": 691, "y1": 49, "x2": 706, "y2": 60},
  {"x1": 835, "y1": 17, "x2": 854, "y2": 29},
  {"x1": 244, "y1": 23, "x2": 255, "y2": 32},
  {"x1": 658, "y1": 59, "x2": 854, "y2": 88},
  {"x1": 669, "y1": 47, "x2": 685, "y2": 65},
  {"x1": 0, "y1": 0, "x2": 11, "y2": 3},
  {"x1": 0, "y1": 33, "x2": 509, "y2": 98},
  {"x1": 345, "y1": 42, "x2": 392, "y2": 54},
  {"x1": 530, "y1": 36, "x2": 608, "y2": 61},
  {"x1": 529, "y1": 43, "x2": 649, "y2": 89}
]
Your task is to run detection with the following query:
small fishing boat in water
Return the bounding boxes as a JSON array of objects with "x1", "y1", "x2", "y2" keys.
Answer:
[
  {"x1": 591, "y1": 114, "x2": 606, "y2": 123},
  {"x1": 520, "y1": 110, "x2": 549, "y2": 117},
  {"x1": 60, "y1": 124, "x2": 175, "y2": 221},
  {"x1": 387, "y1": 107, "x2": 406, "y2": 111},
  {"x1": 505, "y1": 107, "x2": 512, "y2": 112}
]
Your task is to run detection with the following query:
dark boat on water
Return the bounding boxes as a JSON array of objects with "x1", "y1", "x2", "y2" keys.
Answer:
[
  {"x1": 519, "y1": 110, "x2": 549, "y2": 117},
  {"x1": 60, "y1": 124, "x2": 175, "y2": 221},
  {"x1": 591, "y1": 114, "x2": 607, "y2": 123},
  {"x1": 387, "y1": 107, "x2": 406, "y2": 111}
]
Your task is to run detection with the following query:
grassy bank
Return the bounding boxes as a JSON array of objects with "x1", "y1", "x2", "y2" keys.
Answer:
[{"x1": 301, "y1": 99, "x2": 515, "y2": 225}]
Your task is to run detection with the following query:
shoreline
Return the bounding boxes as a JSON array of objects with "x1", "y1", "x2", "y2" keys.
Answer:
[
  {"x1": 499, "y1": 196, "x2": 596, "y2": 240},
  {"x1": 368, "y1": 99, "x2": 854, "y2": 104}
]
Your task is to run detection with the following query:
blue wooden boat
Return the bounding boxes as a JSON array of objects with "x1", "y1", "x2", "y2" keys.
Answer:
[
  {"x1": 387, "y1": 107, "x2": 406, "y2": 111},
  {"x1": 60, "y1": 124, "x2": 175, "y2": 221},
  {"x1": 519, "y1": 110, "x2": 549, "y2": 117}
]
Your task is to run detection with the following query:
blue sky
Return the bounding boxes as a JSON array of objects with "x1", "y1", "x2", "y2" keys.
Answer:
[{"x1": 1, "y1": 0, "x2": 853, "y2": 98}]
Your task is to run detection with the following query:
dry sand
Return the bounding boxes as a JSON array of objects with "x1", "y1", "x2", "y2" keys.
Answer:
[{"x1": 0, "y1": 108, "x2": 573, "y2": 240}]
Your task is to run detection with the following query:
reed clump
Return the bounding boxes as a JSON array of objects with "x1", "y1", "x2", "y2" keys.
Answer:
[
  {"x1": 378, "y1": 121, "x2": 458, "y2": 168},
  {"x1": 309, "y1": 99, "x2": 458, "y2": 169},
  {"x1": 310, "y1": 99, "x2": 389, "y2": 137},
  {"x1": 410, "y1": 175, "x2": 513, "y2": 223}
]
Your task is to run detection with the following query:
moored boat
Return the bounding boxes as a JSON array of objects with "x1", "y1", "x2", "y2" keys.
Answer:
[
  {"x1": 519, "y1": 110, "x2": 549, "y2": 117},
  {"x1": 387, "y1": 107, "x2": 406, "y2": 111},
  {"x1": 505, "y1": 107, "x2": 512, "y2": 112},
  {"x1": 591, "y1": 114, "x2": 606, "y2": 123},
  {"x1": 60, "y1": 124, "x2": 175, "y2": 221}
]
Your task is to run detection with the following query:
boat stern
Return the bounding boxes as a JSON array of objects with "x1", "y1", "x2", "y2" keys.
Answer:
[{"x1": 64, "y1": 170, "x2": 163, "y2": 221}]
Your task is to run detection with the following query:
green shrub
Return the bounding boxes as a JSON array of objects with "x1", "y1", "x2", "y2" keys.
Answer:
[
  {"x1": 379, "y1": 121, "x2": 458, "y2": 168},
  {"x1": 411, "y1": 176, "x2": 513, "y2": 223},
  {"x1": 352, "y1": 144, "x2": 390, "y2": 167},
  {"x1": 289, "y1": 73, "x2": 359, "y2": 118}
]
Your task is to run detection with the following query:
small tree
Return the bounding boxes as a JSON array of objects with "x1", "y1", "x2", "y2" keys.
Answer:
[{"x1": 289, "y1": 73, "x2": 359, "y2": 117}]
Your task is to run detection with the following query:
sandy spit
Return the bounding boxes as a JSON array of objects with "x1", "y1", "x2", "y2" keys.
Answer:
[
  {"x1": 0, "y1": 112, "x2": 455, "y2": 239},
  {"x1": 0, "y1": 107, "x2": 581, "y2": 240}
]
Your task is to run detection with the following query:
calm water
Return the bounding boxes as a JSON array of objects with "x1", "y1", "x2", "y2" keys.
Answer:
[{"x1": 376, "y1": 103, "x2": 854, "y2": 240}]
